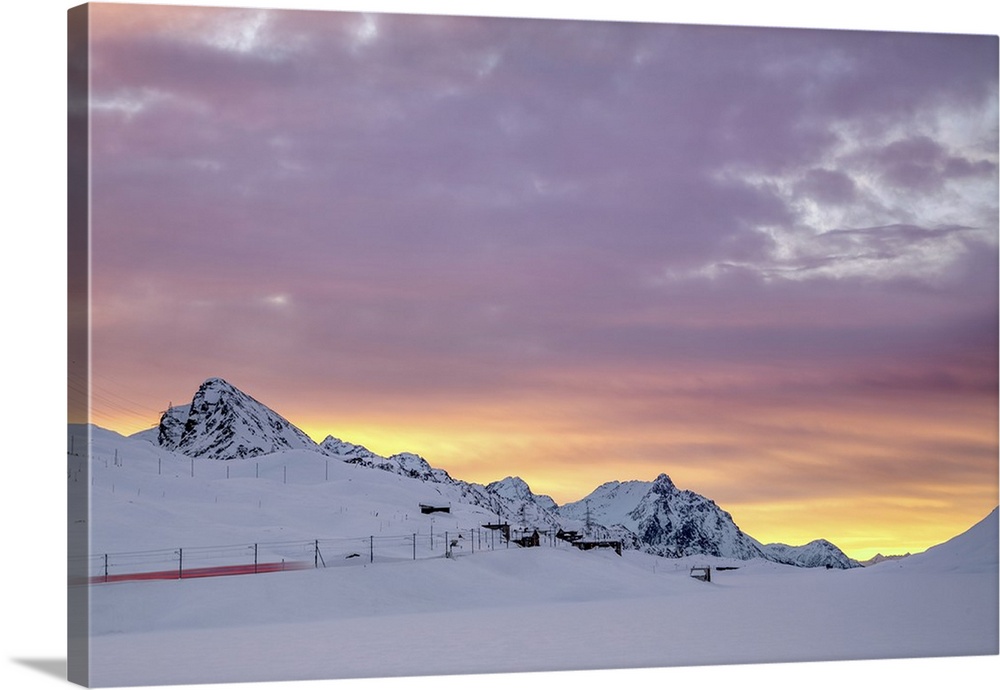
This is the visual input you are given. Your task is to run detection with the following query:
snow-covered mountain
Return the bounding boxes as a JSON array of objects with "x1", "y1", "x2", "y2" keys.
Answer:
[
  {"x1": 317, "y1": 436, "x2": 560, "y2": 525},
  {"x1": 761, "y1": 539, "x2": 861, "y2": 569},
  {"x1": 482, "y1": 476, "x2": 561, "y2": 528},
  {"x1": 151, "y1": 377, "x2": 320, "y2": 459},
  {"x1": 892, "y1": 507, "x2": 999, "y2": 575},
  {"x1": 560, "y1": 474, "x2": 768, "y2": 560},
  {"x1": 859, "y1": 552, "x2": 911, "y2": 567},
  {"x1": 318, "y1": 436, "x2": 381, "y2": 464},
  {"x1": 321, "y1": 435, "x2": 455, "y2": 484},
  {"x1": 134, "y1": 377, "x2": 862, "y2": 565}
]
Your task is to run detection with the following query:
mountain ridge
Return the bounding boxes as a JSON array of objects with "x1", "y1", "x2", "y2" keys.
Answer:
[{"x1": 135, "y1": 376, "x2": 863, "y2": 567}]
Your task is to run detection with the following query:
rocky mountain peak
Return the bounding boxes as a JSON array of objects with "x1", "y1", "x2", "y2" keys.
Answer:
[
  {"x1": 156, "y1": 378, "x2": 319, "y2": 459},
  {"x1": 650, "y1": 473, "x2": 677, "y2": 492},
  {"x1": 762, "y1": 539, "x2": 861, "y2": 569}
]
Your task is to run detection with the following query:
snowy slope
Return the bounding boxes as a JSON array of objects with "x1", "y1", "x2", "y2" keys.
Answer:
[
  {"x1": 85, "y1": 532, "x2": 999, "y2": 687},
  {"x1": 877, "y1": 507, "x2": 999, "y2": 575},
  {"x1": 559, "y1": 479, "x2": 653, "y2": 526},
  {"x1": 320, "y1": 439, "x2": 562, "y2": 526},
  {"x1": 79, "y1": 423, "x2": 504, "y2": 559},
  {"x1": 70, "y1": 421, "x2": 999, "y2": 687},
  {"x1": 145, "y1": 380, "x2": 560, "y2": 535}
]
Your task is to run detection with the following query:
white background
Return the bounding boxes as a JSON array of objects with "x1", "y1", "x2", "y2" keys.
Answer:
[{"x1": 1, "y1": 1, "x2": 997, "y2": 689}]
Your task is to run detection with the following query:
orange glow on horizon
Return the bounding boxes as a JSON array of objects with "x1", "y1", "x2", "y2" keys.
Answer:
[
  {"x1": 89, "y1": 378, "x2": 998, "y2": 563},
  {"x1": 77, "y1": 2, "x2": 998, "y2": 568}
]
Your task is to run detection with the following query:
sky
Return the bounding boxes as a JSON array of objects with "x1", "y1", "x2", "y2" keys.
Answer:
[{"x1": 74, "y1": 0, "x2": 998, "y2": 560}]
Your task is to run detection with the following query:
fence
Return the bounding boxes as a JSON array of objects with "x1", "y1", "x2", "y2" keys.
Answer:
[{"x1": 69, "y1": 526, "x2": 570, "y2": 585}]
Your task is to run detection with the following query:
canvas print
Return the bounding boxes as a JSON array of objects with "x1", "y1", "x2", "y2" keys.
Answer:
[{"x1": 67, "y1": 2, "x2": 999, "y2": 688}]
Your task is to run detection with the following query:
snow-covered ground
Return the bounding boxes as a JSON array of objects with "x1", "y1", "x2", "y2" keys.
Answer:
[
  {"x1": 87, "y1": 545, "x2": 998, "y2": 687},
  {"x1": 66, "y1": 424, "x2": 999, "y2": 688}
]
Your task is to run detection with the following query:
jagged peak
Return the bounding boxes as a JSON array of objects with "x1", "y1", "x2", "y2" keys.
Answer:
[
  {"x1": 320, "y1": 435, "x2": 369, "y2": 450},
  {"x1": 594, "y1": 480, "x2": 623, "y2": 490},
  {"x1": 489, "y1": 476, "x2": 559, "y2": 509},
  {"x1": 197, "y1": 376, "x2": 237, "y2": 392},
  {"x1": 494, "y1": 475, "x2": 527, "y2": 486},
  {"x1": 192, "y1": 376, "x2": 252, "y2": 404},
  {"x1": 201, "y1": 376, "x2": 232, "y2": 388},
  {"x1": 159, "y1": 377, "x2": 318, "y2": 459},
  {"x1": 650, "y1": 473, "x2": 676, "y2": 491},
  {"x1": 389, "y1": 451, "x2": 425, "y2": 461}
]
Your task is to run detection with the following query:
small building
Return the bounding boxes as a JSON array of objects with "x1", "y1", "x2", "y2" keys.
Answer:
[
  {"x1": 514, "y1": 529, "x2": 541, "y2": 548},
  {"x1": 573, "y1": 540, "x2": 623, "y2": 556},
  {"x1": 690, "y1": 566, "x2": 711, "y2": 582}
]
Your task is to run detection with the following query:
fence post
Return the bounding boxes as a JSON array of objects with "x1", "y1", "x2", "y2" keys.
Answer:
[
  {"x1": 470, "y1": 528, "x2": 474, "y2": 554},
  {"x1": 178, "y1": 548, "x2": 183, "y2": 579},
  {"x1": 314, "y1": 540, "x2": 319, "y2": 568},
  {"x1": 254, "y1": 543, "x2": 258, "y2": 574},
  {"x1": 413, "y1": 533, "x2": 416, "y2": 560},
  {"x1": 370, "y1": 536, "x2": 374, "y2": 563},
  {"x1": 104, "y1": 554, "x2": 108, "y2": 583},
  {"x1": 445, "y1": 531, "x2": 449, "y2": 558}
]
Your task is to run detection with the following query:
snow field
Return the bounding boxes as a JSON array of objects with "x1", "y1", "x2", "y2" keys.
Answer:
[
  {"x1": 88, "y1": 545, "x2": 997, "y2": 686},
  {"x1": 70, "y1": 425, "x2": 998, "y2": 687}
]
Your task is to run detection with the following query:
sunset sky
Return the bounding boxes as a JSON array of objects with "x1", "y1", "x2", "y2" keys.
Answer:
[{"x1": 78, "y1": 1, "x2": 998, "y2": 560}]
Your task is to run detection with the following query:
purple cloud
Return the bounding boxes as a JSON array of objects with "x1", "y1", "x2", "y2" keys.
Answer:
[{"x1": 83, "y1": 5, "x2": 997, "y2": 529}]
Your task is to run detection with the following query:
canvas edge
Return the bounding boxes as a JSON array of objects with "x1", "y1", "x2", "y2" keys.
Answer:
[{"x1": 67, "y1": 3, "x2": 92, "y2": 687}]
